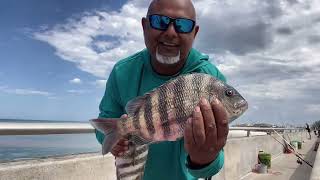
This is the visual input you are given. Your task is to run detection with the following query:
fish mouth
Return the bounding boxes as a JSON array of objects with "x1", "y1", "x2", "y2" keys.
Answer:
[
  {"x1": 234, "y1": 100, "x2": 248, "y2": 110},
  {"x1": 229, "y1": 100, "x2": 248, "y2": 122}
]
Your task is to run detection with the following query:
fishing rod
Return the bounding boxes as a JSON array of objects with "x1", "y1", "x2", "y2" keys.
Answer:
[
  {"x1": 269, "y1": 128, "x2": 313, "y2": 168},
  {"x1": 268, "y1": 134, "x2": 305, "y2": 162},
  {"x1": 272, "y1": 129, "x2": 304, "y2": 157},
  {"x1": 271, "y1": 128, "x2": 313, "y2": 167}
]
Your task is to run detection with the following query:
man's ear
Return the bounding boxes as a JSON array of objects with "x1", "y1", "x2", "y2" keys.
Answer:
[
  {"x1": 194, "y1": 25, "x2": 199, "y2": 38},
  {"x1": 142, "y1": 17, "x2": 147, "y2": 31}
]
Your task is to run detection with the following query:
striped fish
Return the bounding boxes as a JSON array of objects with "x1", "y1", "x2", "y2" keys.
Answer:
[
  {"x1": 115, "y1": 144, "x2": 148, "y2": 180},
  {"x1": 90, "y1": 73, "x2": 248, "y2": 180}
]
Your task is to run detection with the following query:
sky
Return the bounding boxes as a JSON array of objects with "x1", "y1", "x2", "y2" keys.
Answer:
[{"x1": 0, "y1": 0, "x2": 319, "y2": 126}]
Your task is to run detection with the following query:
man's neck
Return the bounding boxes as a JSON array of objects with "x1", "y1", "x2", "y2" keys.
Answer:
[{"x1": 151, "y1": 57, "x2": 186, "y2": 76}]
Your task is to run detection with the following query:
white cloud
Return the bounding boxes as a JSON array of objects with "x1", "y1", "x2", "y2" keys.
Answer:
[
  {"x1": 0, "y1": 86, "x2": 7, "y2": 90},
  {"x1": 306, "y1": 104, "x2": 320, "y2": 114},
  {"x1": 2, "y1": 88, "x2": 51, "y2": 96},
  {"x1": 95, "y1": 79, "x2": 107, "y2": 88},
  {"x1": 199, "y1": 0, "x2": 320, "y2": 124},
  {"x1": 69, "y1": 78, "x2": 82, "y2": 84},
  {"x1": 48, "y1": 96, "x2": 59, "y2": 100},
  {"x1": 33, "y1": 2, "x2": 147, "y2": 78},
  {"x1": 67, "y1": 89, "x2": 90, "y2": 94},
  {"x1": 0, "y1": 86, "x2": 54, "y2": 98},
  {"x1": 32, "y1": 0, "x2": 320, "y2": 125}
]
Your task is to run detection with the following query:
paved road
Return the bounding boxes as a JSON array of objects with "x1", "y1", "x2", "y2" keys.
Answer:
[{"x1": 242, "y1": 135, "x2": 318, "y2": 180}]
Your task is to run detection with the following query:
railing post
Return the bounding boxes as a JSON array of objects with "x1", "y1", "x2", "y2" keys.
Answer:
[{"x1": 247, "y1": 130, "x2": 250, "y2": 137}]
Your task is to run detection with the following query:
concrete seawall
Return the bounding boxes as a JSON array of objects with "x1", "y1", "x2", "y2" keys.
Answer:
[
  {"x1": 216, "y1": 132, "x2": 307, "y2": 179},
  {"x1": 310, "y1": 138, "x2": 320, "y2": 180},
  {"x1": 0, "y1": 153, "x2": 116, "y2": 180},
  {"x1": 0, "y1": 132, "x2": 307, "y2": 180}
]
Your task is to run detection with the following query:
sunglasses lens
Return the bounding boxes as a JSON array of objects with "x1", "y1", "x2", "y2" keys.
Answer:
[
  {"x1": 149, "y1": 15, "x2": 170, "y2": 30},
  {"x1": 149, "y1": 15, "x2": 195, "y2": 33},
  {"x1": 175, "y1": 18, "x2": 194, "y2": 33}
]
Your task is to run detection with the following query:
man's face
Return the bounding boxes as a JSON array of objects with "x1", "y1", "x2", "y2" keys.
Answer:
[{"x1": 142, "y1": 0, "x2": 199, "y2": 66}]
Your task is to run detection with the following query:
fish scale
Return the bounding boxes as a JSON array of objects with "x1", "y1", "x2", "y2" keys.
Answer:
[
  {"x1": 144, "y1": 96, "x2": 156, "y2": 136},
  {"x1": 90, "y1": 73, "x2": 248, "y2": 180},
  {"x1": 173, "y1": 75, "x2": 187, "y2": 125},
  {"x1": 158, "y1": 86, "x2": 170, "y2": 138}
]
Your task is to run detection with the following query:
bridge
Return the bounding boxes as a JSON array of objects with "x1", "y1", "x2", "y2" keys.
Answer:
[{"x1": 0, "y1": 122, "x2": 319, "y2": 180}]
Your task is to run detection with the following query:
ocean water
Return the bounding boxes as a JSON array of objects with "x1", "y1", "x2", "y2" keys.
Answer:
[{"x1": 0, "y1": 119, "x2": 101, "y2": 162}]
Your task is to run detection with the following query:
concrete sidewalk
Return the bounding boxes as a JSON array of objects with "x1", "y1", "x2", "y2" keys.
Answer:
[{"x1": 242, "y1": 135, "x2": 318, "y2": 180}]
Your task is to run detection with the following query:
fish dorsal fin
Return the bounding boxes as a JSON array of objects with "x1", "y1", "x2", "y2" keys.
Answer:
[
  {"x1": 125, "y1": 87, "x2": 159, "y2": 115},
  {"x1": 125, "y1": 96, "x2": 147, "y2": 115}
]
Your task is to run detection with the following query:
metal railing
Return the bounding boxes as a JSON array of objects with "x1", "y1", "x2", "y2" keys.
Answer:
[
  {"x1": 0, "y1": 121, "x2": 302, "y2": 136},
  {"x1": 0, "y1": 122, "x2": 94, "y2": 135},
  {"x1": 230, "y1": 127, "x2": 302, "y2": 137}
]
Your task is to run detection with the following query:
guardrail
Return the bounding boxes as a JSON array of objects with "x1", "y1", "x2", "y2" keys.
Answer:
[
  {"x1": 0, "y1": 122, "x2": 94, "y2": 135},
  {"x1": 0, "y1": 121, "x2": 302, "y2": 136},
  {"x1": 230, "y1": 127, "x2": 303, "y2": 137}
]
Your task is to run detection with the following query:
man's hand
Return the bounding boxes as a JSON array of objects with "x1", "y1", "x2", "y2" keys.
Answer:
[
  {"x1": 184, "y1": 97, "x2": 229, "y2": 166},
  {"x1": 110, "y1": 114, "x2": 129, "y2": 157},
  {"x1": 110, "y1": 138, "x2": 129, "y2": 157}
]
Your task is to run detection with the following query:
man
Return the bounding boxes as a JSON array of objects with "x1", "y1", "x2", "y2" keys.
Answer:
[
  {"x1": 306, "y1": 123, "x2": 311, "y2": 140},
  {"x1": 95, "y1": 0, "x2": 229, "y2": 179}
]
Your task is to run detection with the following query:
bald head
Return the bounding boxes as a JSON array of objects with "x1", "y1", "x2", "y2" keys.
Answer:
[
  {"x1": 142, "y1": 0, "x2": 200, "y2": 76},
  {"x1": 147, "y1": 0, "x2": 196, "y2": 20}
]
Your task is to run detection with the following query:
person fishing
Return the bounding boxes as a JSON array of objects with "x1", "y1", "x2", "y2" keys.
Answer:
[
  {"x1": 306, "y1": 123, "x2": 311, "y2": 140},
  {"x1": 94, "y1": 0, "x2": 229, "y2": 179}
]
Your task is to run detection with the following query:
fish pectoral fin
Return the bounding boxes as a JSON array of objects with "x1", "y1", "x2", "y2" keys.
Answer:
[{"x1": 130, "y1": 134, "x2": 152, "y2": 145}]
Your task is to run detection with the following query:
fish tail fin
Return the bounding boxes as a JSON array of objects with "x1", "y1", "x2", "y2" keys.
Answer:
[
  {"x1": 102, "y1": 128, "x2": 120, "y2": 155},
  {"x1": 90, "y1": 118, "x2": 124, "y2": 155}
]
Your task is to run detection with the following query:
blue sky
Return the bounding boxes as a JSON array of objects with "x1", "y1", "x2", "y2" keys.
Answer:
[
  {"x1": 0, "y1": 0, "x2": 319, "y2": 126},
  {"x1": 0, "y1": 0, "x2": 128, "y2": 121}
]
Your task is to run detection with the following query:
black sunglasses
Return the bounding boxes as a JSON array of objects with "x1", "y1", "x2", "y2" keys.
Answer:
[{"x1": 148, "y1": 14, "x2": 195, "y2": 33}]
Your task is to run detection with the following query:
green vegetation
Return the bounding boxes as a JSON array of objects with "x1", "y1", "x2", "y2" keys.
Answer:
[{"x1": 258, "y1": 153, "x2": 271, "y2": 168}]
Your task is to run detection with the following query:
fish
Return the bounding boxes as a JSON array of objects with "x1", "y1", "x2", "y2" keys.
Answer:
[
  {"x1": 90, "y1": 73, "x2": 248, "y2": 180},
  {"x1": 115, "y1": 143, "x2": 148, "y2": 180}
]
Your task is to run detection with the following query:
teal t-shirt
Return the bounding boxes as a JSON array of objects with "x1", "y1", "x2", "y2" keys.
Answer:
[{"x1": 96, "y1": 48, "x2": 226, "y2": 180}]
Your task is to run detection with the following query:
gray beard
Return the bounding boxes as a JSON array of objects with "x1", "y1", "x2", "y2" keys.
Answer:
[{"x1": 156, "y1": 47, "x2": 180, "y2": 65}]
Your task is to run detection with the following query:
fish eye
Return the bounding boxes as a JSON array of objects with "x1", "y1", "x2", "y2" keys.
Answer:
[{"x1": 225, "y1": 89, "x2": 234, "y2": 97}]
